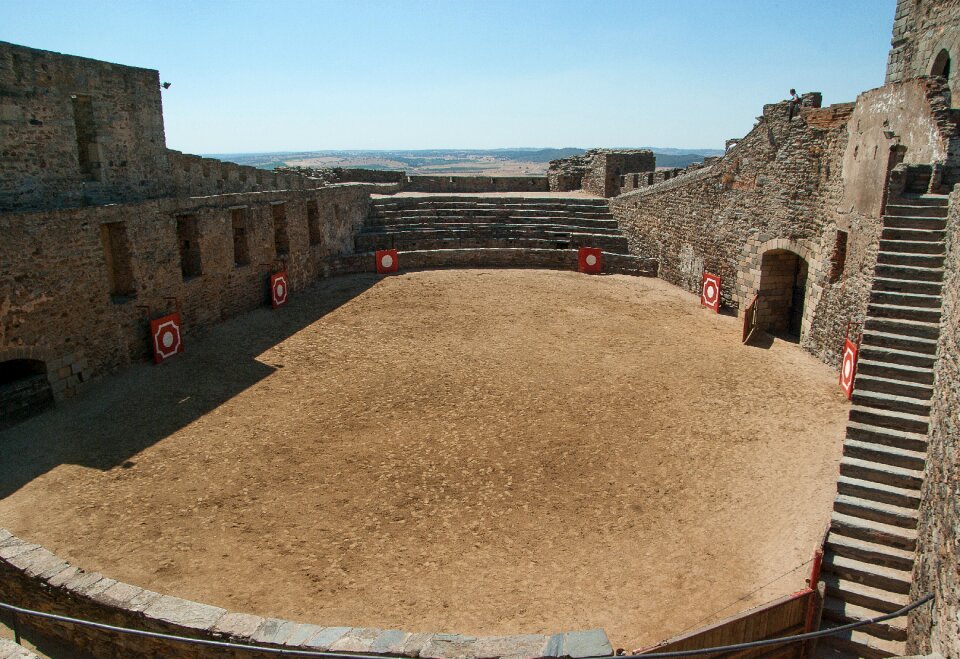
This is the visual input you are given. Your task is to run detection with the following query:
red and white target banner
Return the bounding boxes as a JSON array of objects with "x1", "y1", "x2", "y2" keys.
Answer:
[
  {"x1": 839, "y1": 337, "x2": 859, "y2": 399},
  {"x1": 701, "y1": 272, "x2": 721, "y2": 313},
  {"x1": 270, "y1": 271, "x2": 289, "y2": 308},
  {"x1": 376, "y1": 249, "x2": 398, "y2": 274},
  {"x1": 578, "y1": 247, "x2": 602, "y2": 274},
  {"x1": 150, "y1": 312, "x2": 183, "y2": 364}
]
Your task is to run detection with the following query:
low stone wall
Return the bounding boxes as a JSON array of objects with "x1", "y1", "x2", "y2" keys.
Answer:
[
  {"x1": 0, "y1": 529, "x2": 613, "y2": 659},
  {"x1": 168, "y1": 152, "x2": 329, "y2": 198},
  {"x1": 322, "y1": 248, "x2": 657, "y2": 278},
  {"x1": 403, "y1": 176, "x2": 549, "y2": 193},
  {"x1": 908, "y1": 187, "x2": 960, "y2": 658}
]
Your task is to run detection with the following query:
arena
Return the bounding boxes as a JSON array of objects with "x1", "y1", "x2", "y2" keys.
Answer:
[{"x1": 0, "y1": 270, "x2": 847, "y2": 649}]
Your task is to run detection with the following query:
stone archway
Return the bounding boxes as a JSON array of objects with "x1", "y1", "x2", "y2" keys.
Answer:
[
  {"x1": 757, "y1": 249, "x2": 809, "y2": 338},
  {"x1": 0, "y1": 356, "x2": 54, "y2": 428},
  {"x1": 932, "y1": 48, "x2": 951, "y2": 80}
]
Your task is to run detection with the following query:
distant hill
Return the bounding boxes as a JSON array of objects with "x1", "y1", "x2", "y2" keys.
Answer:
[{"x1": 203, "y1": 147, "x2": 724, "y2": 174}]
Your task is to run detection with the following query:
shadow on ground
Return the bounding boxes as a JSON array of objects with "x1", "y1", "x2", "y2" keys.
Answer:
[{"x1": 0, "y1": 274, "x2": 381, "y2": 500}]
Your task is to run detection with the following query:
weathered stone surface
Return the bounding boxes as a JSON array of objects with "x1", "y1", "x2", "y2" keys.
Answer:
[
  {"x1": 250, "y1": 617, "x2": 300, "y2": 646},
  {"x1": 370, "y1": 629, "x2": 412, "y2": 655},
  {"x1": 558, "y1": 630, "x2": 613, "y2": 658},
  {"x1": 91, "y1": 581, "x2": 143, "y2": 608},
  {"x1": 303, "y1": 626, "x2": 351, "y2": 650},
  {"x1": 283, "y1": 623, "x2": 326, "y2": 647},
  {"x1": 420, "y1": 633, "x2": 479, "y2": 659},
  {"x1": 212, "y1": 612, "x2": 265, "y2": 639},
  {"x1": 329, "y1": 626, "x2": 383, "y2": 652},
  {"x1": 473, "y1": 634, "x2": 550, "y2": 659},
  {"x1": 0, "y1": 639, "x2": 41, "y2": 659},
  {"x1": 142, "y1": 594, "x2": 225, "y2": 631}
]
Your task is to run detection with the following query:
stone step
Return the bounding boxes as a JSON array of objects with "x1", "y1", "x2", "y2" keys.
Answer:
[
  {"x1": 836, "y1": 475, "x2": 921, "y2": 510},
  {"x1": 372, "y1": 209, "x2": 617, "y2": 221},
  {"x1": 821, "y1": 552, "x2": 913, "y2": 593},
  {"x1": 853, "y1": 373, "x2": 933, "y2": 401},
  {"x1": 856, "y1": 358, "x2": 935, "y2": 385},
  {"x1": 895, "y1": 193, "x2": 949, "y2": 206},
  {"x1": 846, "y1": 422, "x2": 929, "y2": 453},
  {"x1": 871, "y1": 276, "x2": 943, "y2": 295},
  {"x1": 843, "y1": 438, "x2": 927, "y2": 473},
  {"x1": 879, "y1": 227, "x2": 946, "y2": 242},
  {"x1": 362, "y1": 220, "x2": 622, "y2": 235},
  {"x1": 878, "y1": 239, "x2": 946, "y2": 255},
  {"x1": 822, "y1": 597, "x2": 909, "y2": 642},
  {"x1": 866, "y1": 302, "x2": 941, "y2": 323},
  {"x1": 825, "y1": 534, "x2": 915, "y2": 572},
  {"x1": 839, "y1": 455, "x2": 925, "y2": 491},
  {"x1": 862, "y1": 317, "x2": 941, "y2": 340},
  {"x1": 859, "y1": 330, "x2": 939, "y2": 356},
  {"x1": 830, "y1": 511, "x2": 918, "y2": 552},
  {"x1": 832, "y1": 491, "x2": 919, "y2": 529},
  {"x1": 868, "y1": 290, "x2": 942, "y2": 309},
  {"x1": 875, "y1": 250, "x2": 946, "y2": 267},
  {"x1": 874, "y1": 263, "x2": 945, "y2": 282},
  {"x1": 882, "y1": 216, "x2": 947, "y2": 233},
  {"x1": 368, "y1": 215, "x2": 619, "y2": 228},
  {"x1": 884, "y1": 204, "x2": 948, "y2": 218},
  {"x1": 851, "y1": 389, "x2": 930, "y2": 416},
  {"x1": 371, "y1": 201, "x2": 611, "y2": 212},
  {"x1": 356, "y1": 235, "x2": 630, "y2": 254},
  {"x1": 817, "y1": 626, "x2": 906, "y2": 658},
  {"x1": 823, "y1": 575, "x2": 909, "y2": 613}
]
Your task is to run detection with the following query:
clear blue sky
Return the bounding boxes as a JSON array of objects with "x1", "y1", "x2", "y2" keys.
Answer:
[{"x1": 3, "y1": 0, "x2": 896, "y2": 153}]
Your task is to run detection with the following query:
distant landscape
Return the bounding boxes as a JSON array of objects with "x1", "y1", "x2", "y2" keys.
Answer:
[{"x1": 204, "y1": 148, "x2": 726, "y2": 176}]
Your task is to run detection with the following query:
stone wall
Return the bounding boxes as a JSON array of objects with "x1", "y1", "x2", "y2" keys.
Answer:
[
  {"x1": 0, "y1": 528, "x2": 613, "y2": 659},
  {"x1": 169, "y1": 153, "x2": 327, "y2": 198},
  {"x1": 0, "y1": 41, "x2": 173, "y2": 212},
  {"x1": 0, "y1": 184, "x2": 381, "y2": 397},
  {"x1": 908, "y1": 187, "x2": 960, "y2": 658},
  {"x1": 403, "y1": 175, "x2": 549, "y2": 193},
  {"x1": 549, "y1": 150, "x2": 655, "y2": 197},
  {"x1": 886, "y1": 0, "x2": 960, "y2": 106}
]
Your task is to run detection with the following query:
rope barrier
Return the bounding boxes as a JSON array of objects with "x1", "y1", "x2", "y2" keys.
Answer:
[{"x1": 0, "y1": 593, "x2": 934, "y2": 659}]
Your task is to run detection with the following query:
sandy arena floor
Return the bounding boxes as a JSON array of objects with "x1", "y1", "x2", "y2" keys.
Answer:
[{"x1": 0, "y1": 270, "x2": 848, "y2": 649}]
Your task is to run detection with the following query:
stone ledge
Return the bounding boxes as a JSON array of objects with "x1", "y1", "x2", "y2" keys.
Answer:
[
  {"x1": 0, "y1": 639, "x2": 41, "y2": 659},
  {"x1": 0, "y1": 528, "x2": 614, "y2": 659}
]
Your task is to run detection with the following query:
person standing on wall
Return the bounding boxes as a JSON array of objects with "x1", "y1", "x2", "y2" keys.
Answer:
[{"x1": 788, "y1": 89, "x2": 801, "y2": 119}]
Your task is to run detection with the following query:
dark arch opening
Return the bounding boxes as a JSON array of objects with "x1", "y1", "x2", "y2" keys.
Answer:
[
  {"x1": 757, "y1": 250, "x2": 809, "y2": 341},
  {"x1": 932, "y1": 48, "x2": 951, "y2": 80},
  {"x1": 0, "y1": 359, "x2": 54, "y2": 429}
]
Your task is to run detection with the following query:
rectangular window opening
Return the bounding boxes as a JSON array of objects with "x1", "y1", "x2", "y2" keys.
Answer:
[
  {"x1": 307, "y1": 201, "x2": 322, "y2": 246},
  {"x1": 176, "y1": 215, "x2": 203, "y2": 279},
  {"x1": 231, "y1": 208, "x2": 250, "y2": 266},
  {"x1": 71, "y1": 94, "x2": 100, "y2": 182},
  {"x1": 99, "y1": 222, "x2": 135, "y2": 300},
  {"x1": 830, "y1": 230, "x2": 848, "y2": 283},
  {"x1": 272, "y1": 203, "x2": 289, "y2": 256}
]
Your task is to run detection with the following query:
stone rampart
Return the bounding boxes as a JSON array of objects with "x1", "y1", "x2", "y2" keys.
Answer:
[
  {"x1": 0, "y1": 528, "x2": 612, "y2": 659},
  {"x1": 403, "y1": 175, "x2": 549, "y2": 193},
  {"x1": 0, "y1": 183, "x2": 388, "y2": 396}
]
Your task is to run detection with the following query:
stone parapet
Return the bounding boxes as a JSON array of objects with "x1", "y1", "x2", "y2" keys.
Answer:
[{"x1": 0, "y1": 528, "x2": 614, "y2": 659}]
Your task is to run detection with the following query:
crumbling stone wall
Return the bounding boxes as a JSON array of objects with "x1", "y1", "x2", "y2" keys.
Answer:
[
  {"x1": 908, "y1": 187, "x2": 960, "y2": 659},
  {"x1": 886, "y1": 0, "x2": 960, "y2": 106},
  {"x1": 0, "y1": 41, "x2": 172, "y2": 211},
  {"x1": 549, "y1": 150, "x2": 655, "y2": 197},
  {"x1": 0, "y1": 184, "x2": 380, "y2": 394}
]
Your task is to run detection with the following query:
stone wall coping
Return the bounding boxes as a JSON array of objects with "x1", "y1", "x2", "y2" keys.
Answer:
[
  {"x1": 0, "y1": 528, "x2": 614, "y2": 659},
  {"x1": 611, "y1": 165, "x2": 720, "y2": 203}
]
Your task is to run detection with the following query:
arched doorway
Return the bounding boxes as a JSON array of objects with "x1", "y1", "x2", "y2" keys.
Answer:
[
  {"x1": 932, "y1": 48, "x2": 951, "y2": 80},
  {"x1": 0, "y1": 359, "x2": 54, "y2": 429},
  {"x1": 757, "y1": 250, "x2": 809, "y2": 339}
]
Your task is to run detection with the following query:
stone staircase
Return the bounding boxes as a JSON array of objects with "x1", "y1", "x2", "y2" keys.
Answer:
[
  {"x1": 817, "y1": 193, "x2": 948, "y2": 658},
  {"x1": 358, "y1": 196, "x2": 631, "y2": 254}
]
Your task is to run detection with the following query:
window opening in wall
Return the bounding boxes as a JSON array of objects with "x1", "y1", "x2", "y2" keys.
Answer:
[
  {"x1": 272, "y1": 203, "x2": 289, "y2": 256},
  {"x1": 231, "y1": 208, "x2": 250, "y2": 266},
  {"x1": 830, "y1": 231, "x2": 848, "y2": 283},
  {"x1": 0, "y1": 359, "x2": 54, "y2": 429},
  {"x1": 70, "y1": 94, "x2": 100, "y2": 182},
  {"x1": 99, "y1": 222, "x2": 136, "y2": 300},
  {"x1": 307, "y1": 201, "x2": 322, "y2": 246},
  {"x1": 176, "y1": 215, "x2": 203, "y2": 279},
  {"x1": 932, "y1": 48, "x2": 951, "y2": 79}
]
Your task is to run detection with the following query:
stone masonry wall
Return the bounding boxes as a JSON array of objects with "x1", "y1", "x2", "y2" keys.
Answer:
[
  {"x1": 0, "y1": 528, "x2": 613, "y2": 659},
  {"x1": 0, "y1": 41, "x2": 171, "y2": 211},
  {"x1": 582, "y1": 151, "x2": 655, "y2": 198},
  {"x1": 0, "y1": 183, "x2": 384, "y2": 398},
  {"x1": 908, "y1": 186, "x2": 960, "y2": 658},
  {"x1": 403, "y1": 175, "x2": 549, "y2": 193},
  {"x1": 886, "y1": 0, "x2": 960, "y2": 105}
]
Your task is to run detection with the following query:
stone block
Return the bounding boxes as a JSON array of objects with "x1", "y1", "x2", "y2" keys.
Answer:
[
  {"x1": 304, "y1": 626, "x2": 351, "y2": 650},
  {"x1": 330, "y1": 627, "x2": 383, "y2": 653},
  {"x1": 47, "y1": 566, "x2": 82, "y2": 588},
  {"x1": 0, "y1": 543, "x2": 39, "y2": 560},
  {"x1": 92, "y1": 581, "x2": 143, "y2": 607},
  {"x1": 283, "y1": 623, "x2": 326, "y2": 647},
  {"x1": 213, "y1": 612, "x2": 265, "y2": 639},
  {"x1": 474, "y1": 634, "x2": 550, "y2": 659},
  {"x1": 371, "y1": 629, "x2": 412, "y2": 655},
  {"x1": 126, "y1": 588, "x2": 162, "y2": 613},
  {"x1": 143, "y1": 594, "x2": 226, "y2": 631},
  {"x1": 251, "y1": 617, "x2": 299, "y2": 645},
  {"x1": 421, "y1": 633, "x2": 479, "y2": 659},
  {"x1": 548, "y1": 630, "x2": 613, "y2": 658}
]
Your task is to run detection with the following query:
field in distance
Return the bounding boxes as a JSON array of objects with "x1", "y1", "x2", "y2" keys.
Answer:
[{"x1": 205, "y1": 147, "x2": 725, "y2": 176}]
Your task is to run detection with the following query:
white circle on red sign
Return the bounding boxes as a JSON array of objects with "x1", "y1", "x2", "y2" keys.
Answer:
[
  {"x1": 585, "y1": 254, "x2": 597, "y2": 267},
  {"x1": 162, "y1": 332, "x2": 174, "y2": 348},
  {"x1": 381, "y1": 254, "x2": 394, "y2": 269},
  {"x1": 276, "y1": 283, "x2": 285, "y2": 298},
  {"x1": 153, "y1": 320, "x2": 181, "y2": 359},
  {"x1": 705, "y1": 282, "x2": 717, "y2": 302}
]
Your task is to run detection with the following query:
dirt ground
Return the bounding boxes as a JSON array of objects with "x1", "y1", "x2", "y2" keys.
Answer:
[{"x1": 0, "y1": 270, "x2": 848, "y2": 649}]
